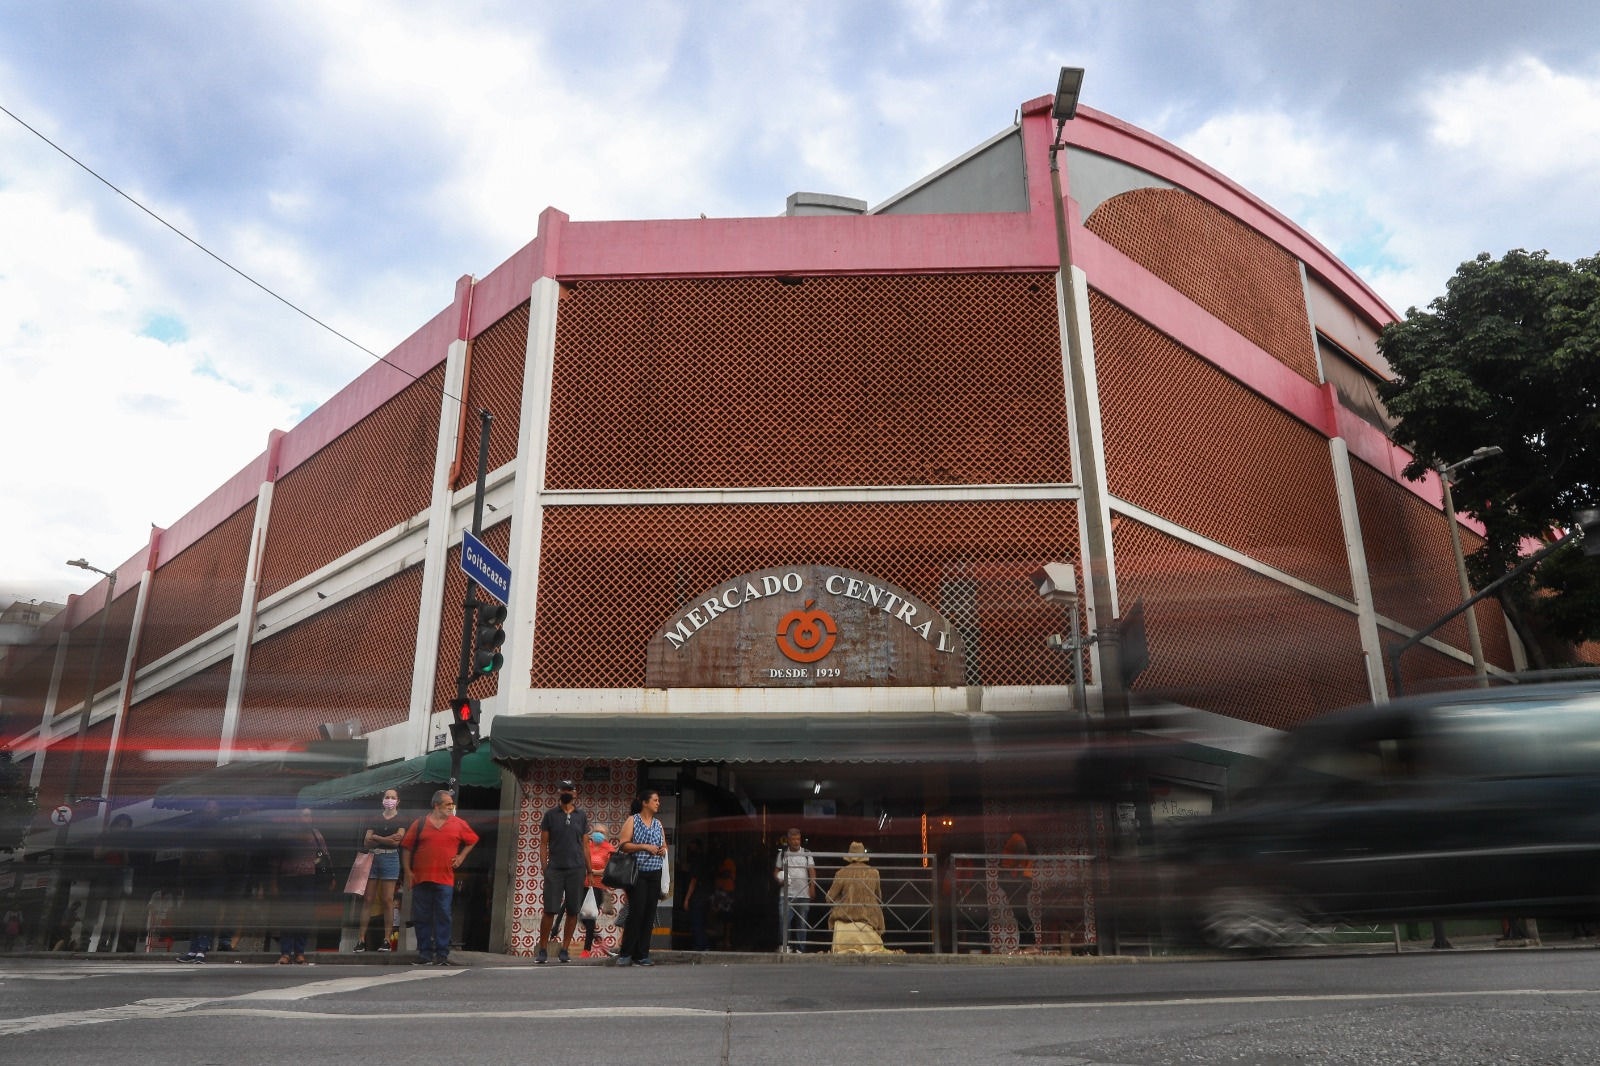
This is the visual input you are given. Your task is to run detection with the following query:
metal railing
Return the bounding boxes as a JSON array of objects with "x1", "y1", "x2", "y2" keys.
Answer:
[{"x1": 778, "y1": 850, "x2": 937, "y2": 954}]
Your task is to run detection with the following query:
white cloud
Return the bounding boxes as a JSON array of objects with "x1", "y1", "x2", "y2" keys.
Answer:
[{"x1": 1422, "y1": 54, "x2": 1600, "y2": 182}]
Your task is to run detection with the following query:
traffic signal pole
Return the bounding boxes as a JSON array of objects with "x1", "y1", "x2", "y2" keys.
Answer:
[{"x1": 450, "y1": 410, "x2": 494, "y2": 797}]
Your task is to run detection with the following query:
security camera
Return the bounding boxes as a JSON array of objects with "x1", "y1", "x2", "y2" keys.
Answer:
[{"x1": 1030, "y1": 562, "x2": 1078, "y2": 603}]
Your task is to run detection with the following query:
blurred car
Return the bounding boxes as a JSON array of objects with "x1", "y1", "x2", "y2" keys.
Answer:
[{"x1": 1157, "y1": 681, "x2": 1600, "y2": 949}]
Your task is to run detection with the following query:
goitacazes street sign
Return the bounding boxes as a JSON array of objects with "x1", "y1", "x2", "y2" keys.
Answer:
[
  {"x1": 646, "y1": 565, "x2": 967, "y2": 688},
  {"x1": 460, "y1": 529, "x2": 511, "y2": 605}
]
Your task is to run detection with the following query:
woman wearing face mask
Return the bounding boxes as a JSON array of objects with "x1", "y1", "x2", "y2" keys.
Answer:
[
  {"x1": 355, "y1": 789, "x2": 405, "y2": 952},
  {"x1": 615, "y1": 790, "x2": 666, "y2": 966},
  {"x1": 580, "y1": 823, "x2": 616, "y2": 957}
]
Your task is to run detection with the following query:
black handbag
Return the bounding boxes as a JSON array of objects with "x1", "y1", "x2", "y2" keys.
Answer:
[{"x1": 601, "y1": 850, "x2": 639, "y2": 889}]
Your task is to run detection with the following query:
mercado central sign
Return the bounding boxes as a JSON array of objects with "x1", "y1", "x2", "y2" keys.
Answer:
[{"x1": 646, "y1": 565, "x2": 968, "y2": 688}]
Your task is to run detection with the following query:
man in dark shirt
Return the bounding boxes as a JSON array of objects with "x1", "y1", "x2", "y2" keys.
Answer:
[{"x1": 537, "y1": 779, "x2": 591, "y2": 963}]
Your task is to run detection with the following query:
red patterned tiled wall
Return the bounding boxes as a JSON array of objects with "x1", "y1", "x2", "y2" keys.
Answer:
[
  {"x1": 508, "y1": 761, "x2": 638, "y2": 957},
  {"x1": 259, "y1": 364, "x2": 445, "y2": 598},
  {"x1": 1113, "y1": 519, "x2": 1372, "y2": 729},
  {"x1": 1350, "y1": 460, "x2": 1513, "y2": 669},
  {"x1": 977, "y1": 795, "x2": 1099, "y2": 951},
  {"x1": 237, "y1": 566, "x2": 422, "y2": 745},
  {"x1": 452, "y1": 303, "x2": 529, "y2": 491},
  {"x1": 546, "y1": 274, "x2": 1070, "y2": 490},
  {"x1": 139, "y1": 500, "x2": 256, "y2": 667},
  {"x1": 531, "y1": 500, "x2": 1081, "y2": 689},
  {"x1": 431, "y1": 521, "x2": 513, "y2": 709},
  {"x1": 1094, "y1": 296, "x2": 1351, "y2": 600},
  {"x1": 112, "y1": 660, "x2": 231, "y2": 809},
  {"x1": 1087, "y1": 187, "x2": 1320, "y2": 383}
]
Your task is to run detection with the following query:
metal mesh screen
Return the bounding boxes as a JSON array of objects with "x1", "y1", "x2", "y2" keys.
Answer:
[
  {"x1": 1094, "y1": 295, "x2": 1352, "y2": 600},
  {"x1": 238, "y1": 565, "x2": 423, "y2": 744},
  {"x1": 140, "y1": 500, "x2": 256, "y2": 666},
  {"x1": 1350, "y1": 460, "x2": 1513, "y2": 669},
  {"x1": 1114, "y1": 518, "x2": 1371, "y2": 730},
  {"x1": 545, "y1": 274, "x2": 1071, "y2": 490},
  {"x1": 33, "y1": 719, "x2": 113, "y2": 814},
  {"x1": 531, "y1": 500, "x2": 1081, "y2": 689},
  {"x1": 259, "y1": 364, "x2": 445, "y2": 598},
  {"x1": 432, "y1": 520, "x2": 514, "y2": 709},
  {"x1": 112, "y1": 659, "x2": 231, "y2": 809},
  {"x1": 58, "y1": 590, "x2": 137, "y2": 716},
  {"x1": 1086, "y1": 187, "x2": 1320, "y2": 383},
  {"x1": 453, "y1": 302, "x2": 529, "y2": 491},
  {"x1": 0, "y1": 639, "x2": 58, "y2": 745}
]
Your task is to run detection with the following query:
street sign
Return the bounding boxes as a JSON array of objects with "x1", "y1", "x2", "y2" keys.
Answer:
[
  {"x1": 50, "y1": 805, "x2": 72, "y2": 827},
  {"x1": 459, "y1": 530, "x2": 512, "y2": 605}
]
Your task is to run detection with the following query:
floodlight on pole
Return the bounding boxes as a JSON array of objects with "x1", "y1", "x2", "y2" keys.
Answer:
[{"x1": 42, "y1": 557, "x2": 117, "y2": 947}]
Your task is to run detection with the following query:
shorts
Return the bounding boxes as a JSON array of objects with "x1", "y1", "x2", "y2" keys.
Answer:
[
  {"x1": 370, "y1": 850, "x2": 401, "y2": 882},
  {"x1": 543, "y1": 866, "x2": 587, "y2": 917}
]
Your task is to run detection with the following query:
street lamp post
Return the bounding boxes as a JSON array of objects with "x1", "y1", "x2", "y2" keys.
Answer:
[
  {"x1": 39, "y1": 558, "x2": 117, "y2": 948},
  {"x1": 1436, "y1": 447, "x2": 1502, "y2": 685},
  {"x1": 1048, "y1": 66, "x2": 1128, "y2": 723}
]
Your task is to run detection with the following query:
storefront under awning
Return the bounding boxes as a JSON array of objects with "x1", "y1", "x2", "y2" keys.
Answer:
[
  {"x1": 296, "y1": 748, "x2": 503, "y2": 806},
  {"x1": 488, "y1": 711, "x2": 1077, "y2": 766}
]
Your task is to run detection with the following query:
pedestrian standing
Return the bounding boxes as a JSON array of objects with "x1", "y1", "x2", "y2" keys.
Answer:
[
  {"x1": 401, "y1": 790, "x2": 478, "y2": 966},
  {"x1": 355, "y1": 788, "x2": 406, "y2": 952},
  {"x1": 614, "y1": 789, "x2": 666, "y2": 967},
  {"x1": 176, "y1": 800, "x2": 226, "y2": 963},
  {"x1": 999, "y1": 830, "x2": 1037, "y2": 953},
  {"x1": 537, "y1": 779, "x2": 591, "y2": 964},
  {"x1": 274, "y1": 808, "x2": 332, "y2": 965},
  {"x1": 579, "y1": 822, "x2": 615, "y2": 957},
  {"x1": 773, "y1": 828, "x2": 817, "y2": 953}
]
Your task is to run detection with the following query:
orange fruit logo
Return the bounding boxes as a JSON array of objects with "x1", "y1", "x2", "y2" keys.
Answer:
[{"x1": 775, "y1": 599, "x2": 838, "y2": 663}]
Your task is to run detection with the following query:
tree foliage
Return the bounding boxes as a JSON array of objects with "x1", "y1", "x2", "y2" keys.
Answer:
[{"x1": 1378, "y1": 249, "x2": 1600, "y2": 644}]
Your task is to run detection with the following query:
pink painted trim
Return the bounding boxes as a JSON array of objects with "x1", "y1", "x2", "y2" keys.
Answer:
[
  {"x1": 272, "y1": 300, "x2": 458, "y2": 479},
  {"x1": 1075, "y1": 226, "x2": 1335, "y2": 437},
  {"x1": 1024, "y1": 97, "x2": 1398, "y2": 331}
]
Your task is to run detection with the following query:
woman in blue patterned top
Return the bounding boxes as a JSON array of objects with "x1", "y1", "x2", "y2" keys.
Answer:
[{"x1": 615, "y1": 790, "x2": 667, "y2": 966}]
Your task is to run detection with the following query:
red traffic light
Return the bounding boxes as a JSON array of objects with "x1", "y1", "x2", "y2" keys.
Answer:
[{"x1": 451, "y1": 698, "x2": 480, "y2": 724}]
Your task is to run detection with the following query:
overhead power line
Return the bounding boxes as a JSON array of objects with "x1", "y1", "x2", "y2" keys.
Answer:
[{"x1": 0, "y1": 101, "x2": 446, "y2": 396}]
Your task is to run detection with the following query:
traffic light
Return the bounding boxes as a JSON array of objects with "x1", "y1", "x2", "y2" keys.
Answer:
[
  {"x1": 473, "y1": 601, "x2": 507, "y2": 676},
  {"x1": 449, "y1": 697, "x2": 480, "y2": 753}
]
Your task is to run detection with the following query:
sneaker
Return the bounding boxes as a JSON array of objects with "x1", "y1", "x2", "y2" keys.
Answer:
[
  {"x1": 177, "y1": 951, "x2": 204, "y2": 963},
  {"x1": 414, "y1": 955, "x2": 432, "y2": 965},
  {"x1": 535, "y1": 946, "x2": 548, "y2": 964},
  {"x1": 613, "y1": 956, "x2": 633, "y2": 967},
  {"x1": 636, "y1": 957, "x2": 655, "y2": 967},
  {"x1": 354, "y1": 942, "x2": 367, "y2": 952},
  {"x1": 558, "y1": 948, "x2": 570, "y2": 964},
  {"x1": 377, "y1": 944, "x2": 392, "y2": 953},
  {"x1": 435, "y1": 957, "x2": 460, "y2": 967},
  {"x1": 580, "y1": 950, "x2": 591, "y2": 958}
]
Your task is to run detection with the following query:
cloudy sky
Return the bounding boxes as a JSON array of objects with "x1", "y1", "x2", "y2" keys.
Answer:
[{"x1": 2, "y1": 1, "x2": 1598, "y2": 606}]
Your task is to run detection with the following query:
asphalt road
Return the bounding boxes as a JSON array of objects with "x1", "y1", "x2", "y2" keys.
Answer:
[{"x1": 4, "y1": 949, "x2": 1600, "y2": 1065}]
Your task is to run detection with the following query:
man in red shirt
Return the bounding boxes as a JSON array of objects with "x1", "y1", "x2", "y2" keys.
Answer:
[{"x1": 402, "y1": 790, "x2": 479, "y2": 966}]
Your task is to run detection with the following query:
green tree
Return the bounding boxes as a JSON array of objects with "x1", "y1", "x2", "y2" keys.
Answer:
[{"x1": 1378, "y1": 249, "x2": 1600, "y2": 645}]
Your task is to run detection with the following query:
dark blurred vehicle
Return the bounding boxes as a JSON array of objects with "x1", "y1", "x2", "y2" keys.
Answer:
[{"x1": 1156, "y1": 681, "x2": 1600, "y2": 949}]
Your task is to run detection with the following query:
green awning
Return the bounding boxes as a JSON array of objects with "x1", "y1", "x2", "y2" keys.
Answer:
[
  {"x1": 488, "y1": 711, "x2": 1072, "y2": 765},
  {"x1": 297, "y1": 748, "x2": 503, "y2": 806},
  {"x1": 153, "y1": 740, "x2": 369, "y2": 809}
]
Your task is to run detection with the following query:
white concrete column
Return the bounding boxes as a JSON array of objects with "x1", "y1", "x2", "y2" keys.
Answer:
[
  {"x1": 409, "y1": 336, "x2": 473, "y2": 753},
  {"x1": 219, "y1": 483, "x2": 274, "y2": 765},
  {"x1": 1328, "y1": 437, "x2": 1389, "y2": 702},
  {"x1": 97, "y1": 567, "x2": 155, "y2": 817},
  {"x1": 27, "y1": 631, "x2": 72, "y2": 790},
  {"x1": 501, "y1": 277, "x2": 561, "y2": 719}
]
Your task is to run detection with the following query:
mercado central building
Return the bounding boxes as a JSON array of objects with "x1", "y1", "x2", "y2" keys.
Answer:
[{"x1": 1, "y1": 90, "x2": 1521, "y2": 956}]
